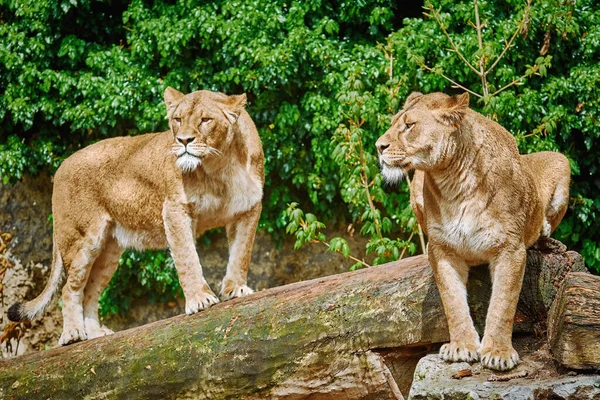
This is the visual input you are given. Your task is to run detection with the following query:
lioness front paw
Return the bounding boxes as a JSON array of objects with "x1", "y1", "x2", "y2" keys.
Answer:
[
  {"x1": 220, "y1": 284, "x2": 254, "y2": 301},
  {"x1": 58, "y1": 326, "x2": 88, "y2": 346},
  {"x1": 185, "y1": 291, "x2": 220, "y2": 315},
  {"x1": 439, "y1": 341, "x2": 480, "y2": 363},
  {"x1": 479, "y1": 346, "x2": 519, "y2": 371},
  {"x1": 85, "y1": 318, "x2": 114, "y2": 340}
]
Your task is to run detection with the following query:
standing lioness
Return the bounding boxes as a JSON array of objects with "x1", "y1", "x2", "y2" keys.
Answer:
[
  {"x1": 8, "y1": 87, "x2": 264, "y2": 346},
  {"x1": 376, "y1": 92, "x2": 570, "y2": 371}
]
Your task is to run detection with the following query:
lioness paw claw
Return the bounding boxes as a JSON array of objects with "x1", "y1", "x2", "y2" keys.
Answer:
[
  {"x1": 220, "y1": 284, "x2": 254, "y2": 301},
  {"x1": 479, "y1": 347, "x2": 519, "y2": 371},
  {"x1": 439, "y1": 341, "x2": 480, "y2": 363},
  {"x1": 86, "y1": 325, "x2": 114, "y2": 340},
  {"x1": 185, "y1": 292, "x2": 219, "y2": 315},
  {"x1": 58, "y1": 327, "x2": 87, "y2": 346},
  {"x1": 84, "y1": 318, "x2": 114, "y2": 339}
]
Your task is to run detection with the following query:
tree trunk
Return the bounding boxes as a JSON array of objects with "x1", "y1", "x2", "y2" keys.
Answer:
[
  {"x1": 0, "y1": 243, "x2": 587, "y2": 400},
  {"x1": 548, "y1": 272, "x2": 600, "y2": 370}
]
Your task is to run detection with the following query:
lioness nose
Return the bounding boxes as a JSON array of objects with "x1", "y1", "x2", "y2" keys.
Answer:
[
  {"x1": 376, "y1": 142, "x2": 390, "y2": 154},
  {"x1": 177, "y1": 136, "x2": 195, "y2": 146}
]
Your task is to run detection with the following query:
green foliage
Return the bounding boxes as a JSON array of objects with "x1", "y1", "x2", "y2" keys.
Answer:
[
  {"x1": 1, "y1": 0, "x2": 599, "y2": 315},
  {"x1": 99, "y1": 250, "x2": 182, "y2": 317}
]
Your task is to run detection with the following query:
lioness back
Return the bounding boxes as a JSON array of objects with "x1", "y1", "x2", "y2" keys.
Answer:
[{"x1": 54, "y1": 132, "x2": 174, "y2": 251}]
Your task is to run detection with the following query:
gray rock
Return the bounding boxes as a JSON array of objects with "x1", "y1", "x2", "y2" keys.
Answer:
[{"x1": 409, "y1": 353, "x2": 600, "y2": 400}]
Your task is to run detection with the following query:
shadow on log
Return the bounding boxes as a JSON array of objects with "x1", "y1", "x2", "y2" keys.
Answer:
[{"x1": 0, "y1": 242, "x2": 587, "y2": 400}]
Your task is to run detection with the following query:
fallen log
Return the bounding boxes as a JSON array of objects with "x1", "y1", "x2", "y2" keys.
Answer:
[
  {"x1": 0, "y1": 243, "x2": 586, "y2": 400},
  {"x1": 548, "y1": 272, "x2": 600, "y2": 370}
]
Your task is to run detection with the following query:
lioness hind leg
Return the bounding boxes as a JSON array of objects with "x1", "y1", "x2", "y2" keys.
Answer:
[
  {"x1": 479, "y1": 246, "x2": 526, "y2": 371},
  {"x1": 83, "y1": 238, "x2": 123, "y2": 340},
  {"x1": 58, "y1": 240, "x2": 103, "y2": 345},
  {"x1": 220, "y1": 203, "x2": 261, "y2": 301},
  {"x1": 545, "y1": 166, "x2": 570, "y2": 235},
  {"x1": 522, "y1": 152, "x2": 570, "y2": 236},
  {"x1": 429, "y1": 246, "x2": 480, "y2": 363}
]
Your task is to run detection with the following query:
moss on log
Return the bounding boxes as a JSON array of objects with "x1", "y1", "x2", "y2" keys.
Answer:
[
  {"x1": 0, "y1": 242, "x2": 586, "y2": 399},
  {"x1": 0, "y1": 255, "x2": 442, "y2": 400}
]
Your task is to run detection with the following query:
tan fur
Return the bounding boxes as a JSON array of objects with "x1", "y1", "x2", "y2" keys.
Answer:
[
  {"x1": 376, "y1": 92, "x2": 570, "y2": 371},
  {"x1": 9, "y1": 88, "x2": 264, "y2": 346}
]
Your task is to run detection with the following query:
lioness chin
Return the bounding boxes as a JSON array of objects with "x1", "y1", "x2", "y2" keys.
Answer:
[
  {"x1": 376, "y1": 92, "x2": 570, "y2": 371},
  {"x1": 8, "y1": 87, "x2": 264, "y2": 346}
]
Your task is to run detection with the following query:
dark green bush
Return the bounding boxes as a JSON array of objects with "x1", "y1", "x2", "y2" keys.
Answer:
[{"x1": 1, "y1": 0, "x2": 598, "y2": 315}]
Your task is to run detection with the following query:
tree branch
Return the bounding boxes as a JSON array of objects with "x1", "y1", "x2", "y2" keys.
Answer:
[
  {"x1": 315, "y1": 240, "x2": 372, "y2": 268},
  {"x1": 485, "y1": 0, "x2": 532, "y2": 76},
  {"x1": 419, "y1": 62, "x2": 483, "y2": 98},
  {"x1": 405, "y1": 174, "x2": 427, "y2": 255},
  {"x1": 490, "y1": 70, "x2": 531, "y2": 97},
  {"x1": 424, "y1": 5, "x2": 481, "y2": 77},
  {"x1": 473, "y1": 0, "x2": 489, "y2": 97}
]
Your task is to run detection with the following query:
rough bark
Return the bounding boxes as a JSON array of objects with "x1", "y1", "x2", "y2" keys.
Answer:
[
  {"x1": 0, "y1": 255, "x2": 442, "y2": 400},
  {"x1": 0, "y1": 244, "x2": 587, "y2": 399},
  {"x1": 548, "y1": 272, "x2": 600, "y2": 371}
]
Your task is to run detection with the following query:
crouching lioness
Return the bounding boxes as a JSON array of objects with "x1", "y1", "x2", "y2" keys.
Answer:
[
  {"x1": 376, "y1": 92, "x2": 570, "y2": 371},
  {"x1": 8, "y1": 87, "x2": 264, "y2": 345}
]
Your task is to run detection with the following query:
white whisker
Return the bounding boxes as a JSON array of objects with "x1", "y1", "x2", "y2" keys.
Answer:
[{"x1": 206, "y1": 147, "x2": 223, "y2": 157}]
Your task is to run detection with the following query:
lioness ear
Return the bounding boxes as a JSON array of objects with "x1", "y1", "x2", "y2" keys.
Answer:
[
  {"x1": 435, "y1": 92, "x2": 469, "y2": 126},
  {"x1": 223, "y1": 94, "x2": 247, "y2": 124},
  {"x1": 164, "y1": 87, "x2": 184, "y2": 111}
]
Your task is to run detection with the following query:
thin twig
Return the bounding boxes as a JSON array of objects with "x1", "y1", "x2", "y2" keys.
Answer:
[
  {"x1": 356, "y1": 131, "x2": 382, "y2": 238},
  {"x1": 399, "y1": 230, "x2": 415, "y2": 260},
  {"x1": 388, "y1": 40, "x2": 394, "y2": 80},
  {"x1": 488, "y1": 370, "x2": 528, "y2": 382},
  {"x1": 419, "y1": 63, "x2": 482, "y2": 98},
  {"x1": 473, "y1": 0, "x2": 489, "y2": 97},
  {"x1": 490, "y1": 71, "x2": 531, "y2": 96},
  {"x1": 316, "y1": 240, "x2": 372, "y2": 268},
  {"x1": 405, "y1": 174, "x2": 427, "y2": 255},
  {"x1": 485, "y1": 0, "x2": 532, "y2": 75},
  {"x1": 417, "y1": 221, "x2": 427, "y2": 255},
  {"x1": 425, "y1": 5, "x2": 481, "y2": 76},
  {"x1": 519, "y1": 131, "x2": 540, "y2": 139}
]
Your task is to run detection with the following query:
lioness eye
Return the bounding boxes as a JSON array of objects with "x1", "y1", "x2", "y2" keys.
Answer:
[
  {"x1": 405, "y1": 122, "x2": 415, "y2": 130},
  {"x1": 173, "y1": 117, "x2": 181, "y2": 124},
  {"x1": 201, "y1": 117, "x2": 212, "y2": 124}
]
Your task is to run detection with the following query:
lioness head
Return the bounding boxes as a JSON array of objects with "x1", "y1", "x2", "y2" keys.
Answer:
[
  {"x1": 376, "y1": 91, "x2": 470, "y2": 184},
  {"x1": 164, "y1": 87, "x2": 248, "y2": 172}
]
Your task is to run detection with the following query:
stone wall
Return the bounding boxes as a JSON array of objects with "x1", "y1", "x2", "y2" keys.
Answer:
[{"x1": 0, "y1": 174, "x2": 366, "y2": 357}]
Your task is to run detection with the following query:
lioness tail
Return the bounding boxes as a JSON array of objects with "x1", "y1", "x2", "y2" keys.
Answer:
[{"x1": 7, "y1": 241, "x2": 64, "y2": 322}]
